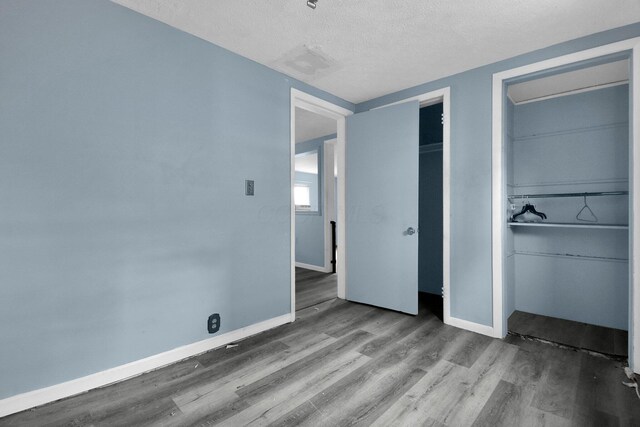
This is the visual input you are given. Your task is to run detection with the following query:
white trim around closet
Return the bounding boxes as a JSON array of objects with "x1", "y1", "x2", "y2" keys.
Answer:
[
  {"x1": 491, "y1": 37, "x2": 640, "y2": 372},
  {"x1": 632, "y1": 42, "x2": 640, "y2": 373}
]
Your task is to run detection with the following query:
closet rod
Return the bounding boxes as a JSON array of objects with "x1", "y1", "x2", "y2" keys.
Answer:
[{"x1": 508, "y1": 191, "x2": 628, "y2": 199}]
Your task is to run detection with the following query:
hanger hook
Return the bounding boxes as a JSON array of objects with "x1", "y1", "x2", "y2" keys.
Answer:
[{"x1": 577, "y1": 192, "x2": 598, "y2": 222}]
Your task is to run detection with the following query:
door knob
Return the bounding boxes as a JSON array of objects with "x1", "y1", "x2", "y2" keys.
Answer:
[{"x1": 406, "y1": 227, "x2": 416, "y2": 235}]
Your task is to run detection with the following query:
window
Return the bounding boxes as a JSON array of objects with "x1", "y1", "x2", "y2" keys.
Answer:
[{"x1": 294, "y1": 184, "x2": 311, "y2": 210}]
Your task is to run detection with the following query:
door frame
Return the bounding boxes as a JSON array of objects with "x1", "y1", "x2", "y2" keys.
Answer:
[
  {"x1": 491, "y1": 37, "x2": 640, "y2": 372},
  {"x1": 290, "y1": 89, "x2": 352, "y2": 321},
  {"x1": 373, "y1": 87, "x2": 460, "y2": 330}
]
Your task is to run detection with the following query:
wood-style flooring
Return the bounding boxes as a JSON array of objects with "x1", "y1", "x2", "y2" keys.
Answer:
[
  {"x1": 295, "y1": 267, "x2": 337, "y2": 311},
  {"x1": 509, "y1": 310, "x2": 628, "y2": 357},
  {"x1": 3, "y1": 296, "x2": 639, "y2": 426}
]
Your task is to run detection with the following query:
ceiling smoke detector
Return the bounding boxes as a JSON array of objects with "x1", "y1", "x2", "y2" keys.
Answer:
[{"x1": 307, "y1": 0, "x2": 317, "y2": 9}]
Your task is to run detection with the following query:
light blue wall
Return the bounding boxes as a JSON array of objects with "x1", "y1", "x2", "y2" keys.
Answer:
[
  {"x1": 295, "y1": 171, "x2": 320, "y2": 212},
  {"x1": 294, "y1": 134, "x2": 335, "y2": 267},
  {"x1": 295, "y1": 170, "x2": 323, "y2": 266},
  {"x1": 356, "y1": 22, "x2": 640, "y2": 326},
  {"x1": 510, "y1": 85, "x2": 629, "y2": 330},
  {"x1": 514, "y1": 254, "x2": 628, "y2": 329},
  {"x1": 0, "y1": 0, "x2": 352, "y2": 399}
]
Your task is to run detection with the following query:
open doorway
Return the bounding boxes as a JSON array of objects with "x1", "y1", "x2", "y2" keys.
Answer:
[
  {"x1": 294, "y1": 107, "x2": 339, "y2": 311},
  {"x1": 292, "y1": 88, "x2": 454, "y2": 323},
  {"x1": 418, "y1": 102, "x2": 445, "y2": 320}
]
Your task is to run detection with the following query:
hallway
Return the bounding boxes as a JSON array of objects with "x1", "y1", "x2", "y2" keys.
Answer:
[{"x1": 295, "y1": 267, "x2": 337, "y2": 311}]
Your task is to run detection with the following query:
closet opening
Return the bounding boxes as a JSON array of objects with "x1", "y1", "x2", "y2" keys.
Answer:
[
  {"x1": 503, "y1": 58, "x2": 630, "y2": 357},
  {"x1": 419, "y1": 102, "x2": 444, "y2": 320}
]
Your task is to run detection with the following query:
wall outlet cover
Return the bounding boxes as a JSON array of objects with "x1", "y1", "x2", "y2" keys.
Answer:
[{"x1": 207, "y1": 313, "x2": 221, "y2": 334}]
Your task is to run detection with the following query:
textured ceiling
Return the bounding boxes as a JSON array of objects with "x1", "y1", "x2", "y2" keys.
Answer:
[
  {"x1": 112, "y1": 0, "x2": 640, "y2": 104},
  {"x1": 295, "y1": 108, "x2": 336, "y2": 143}
]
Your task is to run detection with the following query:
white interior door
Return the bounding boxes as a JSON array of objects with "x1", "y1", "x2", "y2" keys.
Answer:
[{"x1": 346, "y1": 101, "x2": 419, "y2": 314}]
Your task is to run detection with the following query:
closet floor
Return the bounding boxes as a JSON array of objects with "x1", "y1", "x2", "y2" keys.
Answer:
[{"x1": 508, "y1": 310, "x2": 628, "y2": 358}]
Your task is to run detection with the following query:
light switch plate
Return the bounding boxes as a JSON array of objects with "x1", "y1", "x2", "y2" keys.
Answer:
[{"x1": 245, "y1": 180, "x2": 254, "y2": 196}]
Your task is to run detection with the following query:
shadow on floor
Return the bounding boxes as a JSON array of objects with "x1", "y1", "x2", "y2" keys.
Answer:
[
  {"x1": 419, "y1": 292, "x2": 443, "y2": 322},
  {"x1": 508, "y1": 310, "x2": 628, "y2": 358}
]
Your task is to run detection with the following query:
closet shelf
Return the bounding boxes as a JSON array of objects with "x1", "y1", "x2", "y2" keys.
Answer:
[
  {"x1": 508, "y1": 191, "x2": 628, "y2": 199},
  {"x1": 508, "y1": 222, "x2": 628, "y2": 230}
]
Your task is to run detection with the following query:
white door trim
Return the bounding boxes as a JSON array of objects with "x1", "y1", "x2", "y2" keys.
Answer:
[
  {"x1": 290, "y1": 89, "x2": 352, "y2": 320},
  {"x1": 374, "y1": 87, "x2": 456, "y2": 330},
  {"x1": 491, "y1": 37, "x2": 640, "y2": 371}
]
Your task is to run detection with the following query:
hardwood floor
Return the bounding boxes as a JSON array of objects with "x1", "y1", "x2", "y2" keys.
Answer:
[
  {"x1": 3, "y1": 296, "x2": 639, "y2": 426},
  {"x1": 295, "y1": 267, "x2": 337, "y2": 311},
  {"x1": 509, "y1": 310, "x2": 628, "y2": 357}
]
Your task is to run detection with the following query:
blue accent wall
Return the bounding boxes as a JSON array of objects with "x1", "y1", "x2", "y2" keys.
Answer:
[
  {"x1": 356, "y1": 22, "x2": 640, "y2": 327},
  {"x1": 0, "y1": 0, "x2": 351, "y2": 399},
  {"x1": 294, "y1": 134, "x2": 336, "y2": 268}
]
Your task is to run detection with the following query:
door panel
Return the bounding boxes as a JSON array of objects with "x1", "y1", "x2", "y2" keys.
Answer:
[{"x1": 346, "y1": 101, "x2": 419, "y2": 314}]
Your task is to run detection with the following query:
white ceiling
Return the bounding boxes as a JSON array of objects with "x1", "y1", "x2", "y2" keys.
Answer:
[
  {"x1": 112, "y1": 0, "x2": 640, "y2": 104},
  {"x1": 508, "y1": 59, "x2": 629, "y2": 104},
  {"x1": 295, "y1": 108, "x2": 336, "y2": 143},
  {"x1": 295, "y1": 151, "x2": 318, "y2": 174}
]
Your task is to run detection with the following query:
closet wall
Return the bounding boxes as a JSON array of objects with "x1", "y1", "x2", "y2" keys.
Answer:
[
  {"x1": 418, "y1": 103, "x2": 443, "y2": 295},
  {"x1": 506, "y1": 84, "x2": 629, "y2": 330}
]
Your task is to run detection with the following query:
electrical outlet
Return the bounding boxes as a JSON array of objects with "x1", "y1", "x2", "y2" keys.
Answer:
[
  {"x1": 245, "y1": 180, "x2": 254, "y2": 196},
  {"x1": 207, "y1": 313, "x2": 221, "y2": 334}
]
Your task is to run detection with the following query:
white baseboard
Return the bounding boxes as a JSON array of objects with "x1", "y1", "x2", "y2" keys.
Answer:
[
  {"x1": 295, "y1": 262, "x2": 331, "y2": 273},
  {"x1": 0, "y1": 314, "x2": 291, "y2": 418},
  {"x1": 445, "y1": 315, "x2": 497, "y2": 338}
]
